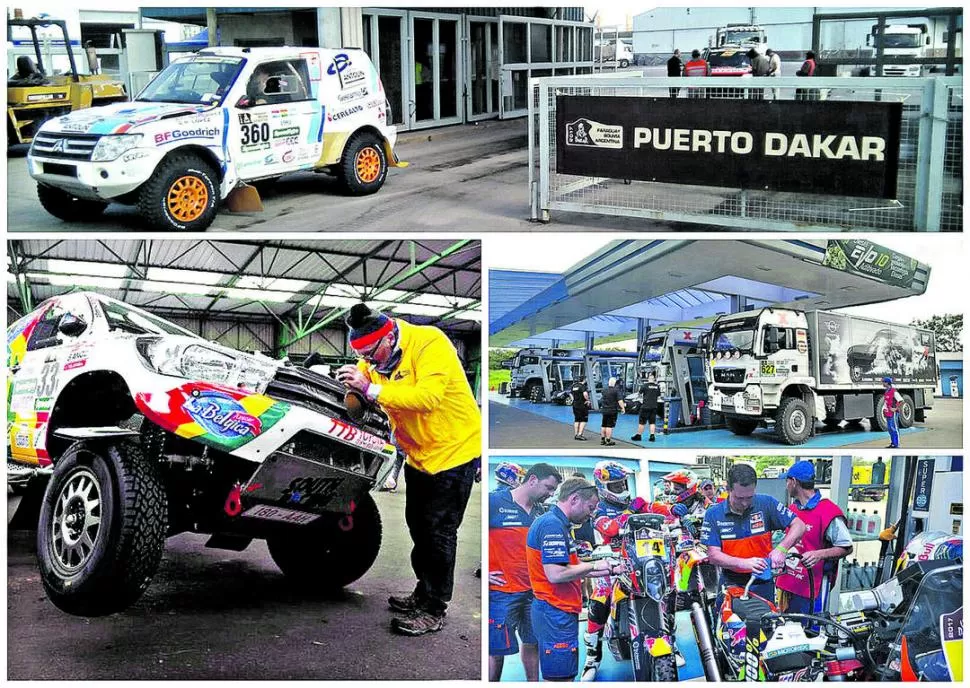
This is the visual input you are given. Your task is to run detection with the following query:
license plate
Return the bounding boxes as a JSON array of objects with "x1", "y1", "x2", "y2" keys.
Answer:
[
  {"x1": 241, "y1": 505, "x2": 319, "y2": 525},
  {"x1": 635, "y1": 538, "x2": 666, "y2": 558},
  {"x1": 761, "y1": 361, "x2": 776, "y2": 376}
]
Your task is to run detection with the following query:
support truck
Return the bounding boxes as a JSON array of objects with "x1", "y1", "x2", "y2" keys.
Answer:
[{"x1": 707, "y1": 308, "x2": 937, "y2": 445}]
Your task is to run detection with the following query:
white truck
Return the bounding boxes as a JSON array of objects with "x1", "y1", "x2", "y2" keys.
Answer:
[
  {"x1": 598, "y1": 40, "x2": 634, "y2": 68},
  {"x1": 714, "y1": 24, "x2": 768, "y2": 51},
  {"x1": 27, "y1": 46, "x2": 405, "y2": 231},
  {"x1": 867, "y1": 24, "x2": 930, "y2": 77},
  {"x1": 626, "y1": 325, "x2": 709, "y2": 416},
  {"x1": 501, "y1": 347, "x2": 638, "y2": 405},
  {"x1": 707, "y1": 308, "x2": 937, "y2": 445}
]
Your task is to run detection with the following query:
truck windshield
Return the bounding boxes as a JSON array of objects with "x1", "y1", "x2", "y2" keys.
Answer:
[
  {"x1": 711, "y1": 320, "x2": 757, "y2": 353},
  {"x1": 724, "y1": 31, "x2": 763, "y2": 44},
  {"x1": 137, "y1": 56, "x2": 245, "y2": 105},
  {"x1": 641, "y1": 337, "x2": 665, "y2": 362},
  {"x1": 98, "y1": 299, "x2": 201, "y2": 337},
  {"x1": 876, "y1": 33, "x2": 922, "y2": 49}
]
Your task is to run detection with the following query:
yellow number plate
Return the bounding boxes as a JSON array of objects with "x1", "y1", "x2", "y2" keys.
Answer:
[
  {"x1": 635, "y1": 538, "x2": 666, "y2": 558},
  {"x1": 761, "y1": 361, "x2": 776, "y2": 376}
]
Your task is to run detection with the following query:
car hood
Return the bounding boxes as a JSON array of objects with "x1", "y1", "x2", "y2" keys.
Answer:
[{"x1": 42, "y1": 102, "x2": 216, "y2": 136}]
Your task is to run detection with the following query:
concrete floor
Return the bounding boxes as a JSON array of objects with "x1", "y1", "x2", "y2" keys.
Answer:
[
  {"x1": 5, "y1": 120, "x2": 756, "y2": 234},
  {"x1": 489, "y1": 394, "x2": 962, "y2": 450},
  {"x1": 7, "y1": 484, "x2": 482, "y2": 680}
]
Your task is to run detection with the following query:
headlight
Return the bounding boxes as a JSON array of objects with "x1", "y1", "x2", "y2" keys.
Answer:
[
  {"x1": 91, "y1": 134, "x2": 144, "y2": 162},
  {"x1": 136, "y1": 337, "x2": 276, "y2": 393}
]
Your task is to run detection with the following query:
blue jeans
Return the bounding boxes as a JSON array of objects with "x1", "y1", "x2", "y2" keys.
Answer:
[{"x1": 886, "y1": 413, "x2": 899, "y2": 447}]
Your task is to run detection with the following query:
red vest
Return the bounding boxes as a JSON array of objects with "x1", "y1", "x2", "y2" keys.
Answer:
[
  {"x1": 684, "y1": 59, "x2": 709, "y2": 77},
  {"x1": 776, "y1": 495, "x2": 844, "y2": 599},
  {"x1": 883, "y1": 388, "x2": 899, "y2": 417},
  {"x1": 802, "y1": 58, "x2": 816, "y2": 76}
]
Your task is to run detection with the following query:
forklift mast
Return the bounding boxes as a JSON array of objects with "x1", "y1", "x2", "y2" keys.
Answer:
[{"x1": 8, "y1": 18, "x2": 80, "y2": 82}]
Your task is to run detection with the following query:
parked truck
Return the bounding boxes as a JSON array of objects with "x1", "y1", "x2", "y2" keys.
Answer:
[
  {"x1": 626, "y1": 325, "x2": 709, "y2": 416},
  {"x1": 502, "y1": 347, "x2": 638, "y2": 405},
  {"x1": 707, "y1": 308, "x2": 937, "y2": 445},
  {"x1": 867, "y1": 24, "x2": 929, "y2": 77},
  {"x1": 713, "y1": 24, "x2": 768, "y2": 50}
]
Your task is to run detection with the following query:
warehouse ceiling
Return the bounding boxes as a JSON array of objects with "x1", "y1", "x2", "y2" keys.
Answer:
[{"x1": 7, "y1": 239, "x2": 482, "y2": 340}]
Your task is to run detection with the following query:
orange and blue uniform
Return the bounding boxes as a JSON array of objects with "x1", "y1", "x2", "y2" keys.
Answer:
[
  {"x1": 488, "y1": 488, "x2": 540, "y2": 655},
  {"x1": 527, "y1": 505, "x2": 582, "y2": 680}
]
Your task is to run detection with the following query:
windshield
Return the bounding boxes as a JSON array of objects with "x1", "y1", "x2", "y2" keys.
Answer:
[
  {"x1": 642, "y1": 336, "x2": 665, "y2": 362},
  {"x1": 711, "y1": 319, "x2": 758, "y2": 353},
  {"x1": 137, "y1": 56, "x2": 244, "y2": 105},
  {"x1": 98, "y1": 299, "x2": 200, "y2": 337},
  {"x1": 709, "y1": 51, "x2": 752, "y2": 69},
  {"x1": 724, "y1": 30, "x2": 764, "y2": 44},
  {"x1": 876, "y1": 33, "x2": 922, "y2": 49}
]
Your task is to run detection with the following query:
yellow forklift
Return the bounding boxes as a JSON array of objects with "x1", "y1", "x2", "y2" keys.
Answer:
[{"x1": 7, "y1": 17, "x2": 129, "y2": 145}]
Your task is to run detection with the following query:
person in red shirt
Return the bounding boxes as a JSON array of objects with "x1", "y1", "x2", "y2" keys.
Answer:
[{"x1": 489, "y1": 463, "x2": 563, "y2": 681}]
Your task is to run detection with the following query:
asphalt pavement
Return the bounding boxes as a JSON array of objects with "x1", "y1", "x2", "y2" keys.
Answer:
[{"x1": 7, "y1": 483, "x2": 482, "y2": 680}]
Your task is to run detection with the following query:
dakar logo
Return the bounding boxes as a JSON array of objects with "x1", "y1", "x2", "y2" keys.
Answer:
[
  {"x1": 565, "y1": 118, "x2": 623, "y2": 149},
  {"x1": 183, "y1": 390, "x2": 262, "y2": 439}
]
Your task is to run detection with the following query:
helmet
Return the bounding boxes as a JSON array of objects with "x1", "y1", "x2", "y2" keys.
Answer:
[
  {"x1": 593, "y1": 461, "x2": 634, "y2": 506},
  {"x1": 662, "y1": 469, "x2": 698, "y2": 495},
  {"x1": 897, "y1": 531, "x2": 963, "y2": 572},
  {"x1": 495, "y1": 461, "x2": 526, "y2": 488}
]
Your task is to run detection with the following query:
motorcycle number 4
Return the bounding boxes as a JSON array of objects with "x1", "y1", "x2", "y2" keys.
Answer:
[
  {"x1": 636, "y1": 538, "x2": 666, "y2": 558},
  {"x1": 326, "y1": 417, "x2": 386, "y2": 453}
]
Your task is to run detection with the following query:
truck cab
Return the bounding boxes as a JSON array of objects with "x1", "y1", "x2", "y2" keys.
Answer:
[
  {"x1": 28, "y1": 46, "x2": 403, "y2": 231},
  {"x1": 714, "y1": 24, "x2": 768, "y2": 51},
  {"x1": 868, "y1": 24, "x2": 929, "y2": 77}
]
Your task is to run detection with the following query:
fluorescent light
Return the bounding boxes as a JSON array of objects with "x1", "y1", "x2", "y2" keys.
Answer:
[
  {"x1": 449, "y1": 309, "x2": 483, "y2": 322},
  {"x1": 40, "y1": 273, "x2": 124, "y2": 290},
  {"x1": 139, "y1": 281, "x2": 216, "y2": 296},
  {"x1": 46, "y1": 259, "x2": 128, "y2": 278},
  {"x1": 391, "y1": 303, "x2": 449, "y2": 317},
  {"x1": 223, "y1": 287, "x2": 293, "y2": 303},
  {"x1": 147, "y1": 267, "x2": 224, "y2": 285},
  {"x1": 409, "y1": 293, "x2": 474, "y2": 308},
  {"x1": 236, "y1": 276, "x2": 308, "y2": 292},
  {"x1": 309, "y1": 294, "x2": 360, "y2": 309}
]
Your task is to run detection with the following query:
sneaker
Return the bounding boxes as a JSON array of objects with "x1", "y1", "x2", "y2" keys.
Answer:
[
  {"x1": 675, "y1": 651, "x2": 686, "y2": 668},
  {"x1": 887, "y1": 444, "x2": 899, "y2": 449},
  {"x1": 391, "y1": 609, "x2": 445, "y2": 636},
  {"x1": 388, "y1": 592, "x2": 421, "y2": 613},
  {"x1": 576, "y1": 435, "x2": 588, "y2": 441},
  {"x1": 649, "y1": 434, "x2": 656, "y2": 442},
  {"x1": 605, "y1": 439, "x2": 616, "y2": 446},
  {"x1": 631, "y1": 434, "x2": 642, "y2": 441},
  {"x1": 574, "y1": 434, "x2": 582, "y2": 440},
  {"x1": 600, "y1": 438, "x2": 606, "y2": 445}
]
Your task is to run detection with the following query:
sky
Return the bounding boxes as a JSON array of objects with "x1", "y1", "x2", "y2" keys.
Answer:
[{"x1": 489, "y1": 236, "x2": 965, "y2": 327}]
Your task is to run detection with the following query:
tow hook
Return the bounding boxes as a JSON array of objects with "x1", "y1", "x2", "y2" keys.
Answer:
[
  {"x1": 224, "y1": 483, "x2": 242, "y2": 517},
  {"x1": 338, "y1": 499, "x2": 357, "y2": 532}
]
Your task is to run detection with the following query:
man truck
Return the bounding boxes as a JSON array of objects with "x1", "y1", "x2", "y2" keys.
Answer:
[
  {"x1": 707, "y1": 308, "x2": 937, "y2": 445},
  {"x1": 626, "y1": 326, "x2": 710, "y2": 427},
  {"x1": 502, "y1": 347, "x2": 638, "y2": 406}
]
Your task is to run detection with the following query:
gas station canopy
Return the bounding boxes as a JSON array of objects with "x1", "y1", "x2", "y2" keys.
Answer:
[{"x1": 489, "y1": 240, "x2": 930, "y2": 348}]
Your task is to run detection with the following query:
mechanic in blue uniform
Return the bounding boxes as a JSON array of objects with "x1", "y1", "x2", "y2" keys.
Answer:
[
  {"x1": 489, "y1": 462, "x2": 562, "y2": 681},
  {"x1": 527, "y1": 478, "x2": 627, "y2": 681},
  {"x1": 701, "y1": 463, "x2": 806, "y2": 607}
]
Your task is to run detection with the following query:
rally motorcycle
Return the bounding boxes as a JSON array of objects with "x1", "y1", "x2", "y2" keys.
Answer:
[
  {"x1": 670, "y1": 514, "x2": 718, "y2": 612},
  {"x1": 8, "y1": 292, "x2": 398, "y2": 616},
  {"x1": 585, "y1": 513, "x2": 680, "y2": 681}
]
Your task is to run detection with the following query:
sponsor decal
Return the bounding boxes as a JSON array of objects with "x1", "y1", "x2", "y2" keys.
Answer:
[
  {"x1": 263, "y1": 153, "x2": 277, "y2": 165},
  {"x1": 327, "y1": 53, "x2": 368, "y2": 88},
  {"x1": 174, "y1": 113, "x2": 216, "y2": 126},
  {"x1": 14, "y1": 431, "x2": 31, "y2": 449},
  {"x1": 393, "y1": 370, "x2": 410, "y2": 380},
  {"x1": 242, "y1": 504, "x2": 319, "y2": 525},
  {"x1": 327, "y1": 105, "x2": 364, "y2": 122},
  {"x1": 154, "y1": 128, "x2": 220, "y2": 145},
  {"x1": 238, "y1": 112, "x2": 269, "y2": 125},
  {"x1": 272, "y1": 126, "x2": 300, "y2": 138},
  {"x1": 122, "y1": 150, "x2": 150, "y2": 162},
  {"x1": 823, "y1": 239, "x2": 919, "y2": 289},
  {"x1": 565, "y1": 117, "x2": 623, "y2": 149},
  {"x1": 274, "y1": 136, "x2": 299, "y2": 147},
  {"x1": 338, "y1": 87, "x2": 368, "y2": 103},
  {"x1": 324, "y1": 416, "x2": 388, "y2": 454},
  {"x1": 241, "y1": 142, "x2": 270, "y2": 153},
  {"x1": 182, "y1": 390, "x2": 262, "y2": 439},
  {"x1": 365, "y1": 98, "x2": 384, "y2": 109},
  {"x1": 27, "y1": 93, "x2": 67, "y2": 102},
  {"x1": 281, "y1": 476, "x2": 345, "y2": 508},
  {"x1": 281, "y1": 149, "x2": 295, "y2": 164},
  {"x1": 750, "y1": 511, "x2": 765, "y2": 534},
  {"x1": 327, "y1": 53, "x2": 352, "y2": 75}
]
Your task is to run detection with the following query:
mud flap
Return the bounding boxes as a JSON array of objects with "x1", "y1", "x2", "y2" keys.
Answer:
[
  {"x1": 384, "y1": 138, "x2": 409, "y2": 168},
  {"x1": 224, "y1": 183, "x2": 264, "y2": 213}
]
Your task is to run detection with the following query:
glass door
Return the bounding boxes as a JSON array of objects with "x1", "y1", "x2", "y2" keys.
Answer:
[
  {"x1": 466, "y1": 17, "x2": 499, "y2": 121},
  {"x1": 362, "y1": 9, "x2": 408, "y2": 128},
  {"x1": 409, "y1": 11, "x2": 463, "y2": 130}
]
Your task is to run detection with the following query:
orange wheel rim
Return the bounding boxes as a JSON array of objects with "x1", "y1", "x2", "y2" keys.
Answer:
[
  {"x1": 166, "y1": 175, "x2": 209, "y2": 223},
  {"x1": 355, "y1": 147, "x2": 382, "y2": 183}
]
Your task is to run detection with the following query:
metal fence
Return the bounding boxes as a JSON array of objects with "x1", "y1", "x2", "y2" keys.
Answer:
[{"x1": 529, "y1": 75, "x2": 962, "y2": 231}]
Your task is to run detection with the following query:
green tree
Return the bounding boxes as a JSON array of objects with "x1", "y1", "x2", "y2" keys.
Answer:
[
  {"x1": 488, "y1": 348, "x2": 517, "y2": 369},
  {"x1": 911, "y1": 314, "x2": 963, "y2": 352}
]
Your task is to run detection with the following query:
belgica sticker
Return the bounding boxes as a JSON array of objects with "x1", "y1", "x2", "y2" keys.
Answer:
[{"x1": 565, "y1": 118, "x2": 622, "y2": 149}]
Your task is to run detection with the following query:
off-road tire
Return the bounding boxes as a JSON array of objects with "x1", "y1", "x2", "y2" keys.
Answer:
[
  {"x1": 775, "y1": 397, "x2": 812, "y2": 445},
  {"x1": 268, "y1": 492, "x2": 382, "y2": 589},
  {"x1": 725, "y1": 416, "x2": 759, "y2": 436},
  {"x1": 528, "y1": 384, "x2": 545, "y2": 403},
  {"x1": 37, "y1": 183, "x2": 109, "y2": 222},
  {"x1": 137, "y1": 153, "x2": 219, "y2": 231},
  {"x1": 338, "y1": 131, "x2": 388, "y2": 196},
  {"x1": 897, "y1": 394, "x2": 915, "y2": 428},
  {"x1": 651, "y1": 653, "x2": 678, "y2": 681},
  {"x1": 37, "y1": 439, "x2": 167, "y2": 616}
]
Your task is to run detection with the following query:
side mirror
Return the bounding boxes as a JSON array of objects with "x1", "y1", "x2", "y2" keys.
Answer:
[
  {"x1": 865, "y1": 35, "x2": 871, "y2": 47},
  {"x1": 501, "y1": 359, "x2": 513, "y2": 369},
  {"x1": 925, "y1": 36, "x2": 931, "y2": 46},
  {"x1": 58, "y1": 313, "x2": 87, "y2": 338}
]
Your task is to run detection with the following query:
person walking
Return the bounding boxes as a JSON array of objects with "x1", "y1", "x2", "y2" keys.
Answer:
[
  {"x1": 570, "y1": 375, "x2": 591, "y2": 441},
  {"x1": 766, "y1": 48, "x2": 782, "y2": 99},
  {"x1": 631, "y1": 371, "x2": 661, "y2": 442},
  {"x1": 683, "y1": 49, "x2": 709, "y2": 99},
  {"x1": 701, "y1": 464, "x2": 807, "y2": 608},
  {"x1": 599, "y1": 377, "x2": 625, "y2": 446},
  {"x1": 667, "y1": 48, "x2": 684, "y2": 98},
  {"x1": 748, "y1": 48, "x2": 770, "y2": 100},
  {"x1": 337, "y1": 303, "x2": 481, "y2": 636},
  {"x1": 881, "y1": 376, "x2": 903, "y2": 448},
  {"x1": 776, "y1": 461, "x2": 853, "y2": 616},
  {"x1": 795, "y1": 50, "x2": 819, "y2": 101},
  {"x1": 527, "y1": 478, "x2": 627, "y2": 682},
  {"x1": 489, "y1": 463, "x2": 563, "y2": 681}
]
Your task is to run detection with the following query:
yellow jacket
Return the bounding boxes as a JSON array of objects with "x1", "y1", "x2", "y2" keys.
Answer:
[{"x1": 358, "y1": 319, "x2": 481, "y2": 474}]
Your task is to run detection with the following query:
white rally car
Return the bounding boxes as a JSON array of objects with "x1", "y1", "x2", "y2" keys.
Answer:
[
  {"x1": 8, "y1": 291, "x2": 397, "y2": 616},
  {"x1": 27, "y1": 47, "x2": 405, "y2": 231}
]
